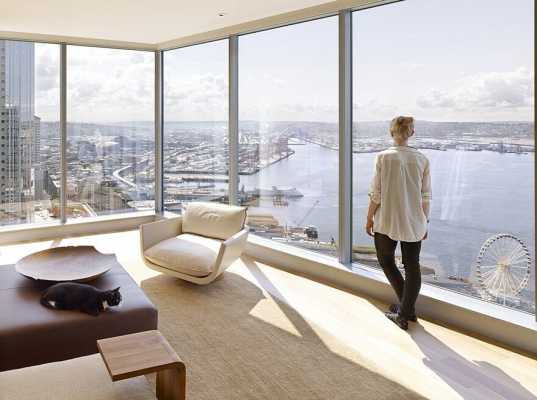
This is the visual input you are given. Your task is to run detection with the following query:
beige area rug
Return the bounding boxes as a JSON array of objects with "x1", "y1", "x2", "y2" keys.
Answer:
[
  {"x1": 0, "y1": 354, "x2": 155, "y2": 400},
  {"x1": 141, "y1": 265, "x2": 424, "y2": 400}
]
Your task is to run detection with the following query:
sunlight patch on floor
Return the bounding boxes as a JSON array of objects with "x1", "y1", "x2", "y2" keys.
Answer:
[
  {"x1": 236, "y1": 258, "x2": 468, "y2": 399},
  {"x1": 249, "y1": 297, "x2": 302, "y2": 337},
  {"x1": 0, "y1": 240, "x2": 55, "y2": 264}
]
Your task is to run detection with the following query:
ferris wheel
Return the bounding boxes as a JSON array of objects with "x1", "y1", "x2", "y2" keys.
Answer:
[{"x1": 475, "y1": 234, "x2": 532, "y2": 304}]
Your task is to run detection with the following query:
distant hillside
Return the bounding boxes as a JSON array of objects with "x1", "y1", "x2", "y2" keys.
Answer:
[
  {"x1": 354, "y1": 120, "x2": 534, "y2": 139},
  {"x1": 38, "y1": 120, "x2": 534, "y2": 140}
]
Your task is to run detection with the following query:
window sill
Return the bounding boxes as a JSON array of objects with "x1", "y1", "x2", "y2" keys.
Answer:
[
  {"x1": 245, "y1": 234, "x2": 537, "y2": 356},
  {"x1": 64, "y1": 210, "x2": 156, "y2": 225},
  {"x1": 0, "y1": 211, "x2": 157, "y2": 245}
]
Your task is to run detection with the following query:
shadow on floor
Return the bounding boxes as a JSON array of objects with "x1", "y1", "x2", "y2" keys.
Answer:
[
  {"x1": 140, "y1": 259, "x2": 424, "y2": 400},
  {"x1": 409, "y1": 323, "x2": 537, "y2": 400},
  {"x1": 368, "y1": 296, "x2": 535, "y2": 399}
]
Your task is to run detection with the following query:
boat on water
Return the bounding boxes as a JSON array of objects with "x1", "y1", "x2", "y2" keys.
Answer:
[
  {"x1": 271, "y1": 236, "x2": 337, "y2": 252},
  {"x1": 254, "y1": 186, "x2": 303, "y2": 198}
]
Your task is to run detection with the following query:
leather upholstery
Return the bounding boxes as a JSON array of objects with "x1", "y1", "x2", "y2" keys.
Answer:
[{"x1": 0, "y1": 259, "x2": 158, "y2": 372}]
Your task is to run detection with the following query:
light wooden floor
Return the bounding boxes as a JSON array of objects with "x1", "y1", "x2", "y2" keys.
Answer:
[{"x1": 2, "y1": 230, "x2": 537, "y2": 400}]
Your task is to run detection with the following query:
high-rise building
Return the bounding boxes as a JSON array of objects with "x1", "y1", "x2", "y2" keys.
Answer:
[{"x1": 0, "y1": 40, "x2": 42, "y2": 225}]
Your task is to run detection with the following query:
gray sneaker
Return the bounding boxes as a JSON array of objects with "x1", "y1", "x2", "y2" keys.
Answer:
[
  {"x1": 385, "y1": 311, "x2": 408, "y2": 330},
  {"x1": 389, "y1": 304, "x2": 417, "y2": 322}
]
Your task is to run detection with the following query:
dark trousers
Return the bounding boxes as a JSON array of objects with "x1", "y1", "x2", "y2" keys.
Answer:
[{"x1": 374, "y1": 232, "x2": 422, "y2": 319}]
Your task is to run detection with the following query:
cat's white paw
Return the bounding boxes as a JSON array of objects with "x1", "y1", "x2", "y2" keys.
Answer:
[{"x1": 48, "y1": 301, "x2": 56, "y2": 308}]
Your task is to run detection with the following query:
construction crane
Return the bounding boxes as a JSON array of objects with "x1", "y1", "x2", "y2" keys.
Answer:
[
  {"x1": 297, "y1": 200, "x2": 320, "y2": 227},
  {"x1": 297, "y1": 200, "x2": 320, "y2": 240}
]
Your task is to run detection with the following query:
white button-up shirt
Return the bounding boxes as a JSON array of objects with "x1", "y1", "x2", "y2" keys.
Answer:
[{"x1": 369, "y1": 146, "x2": 432, "y2": 243}]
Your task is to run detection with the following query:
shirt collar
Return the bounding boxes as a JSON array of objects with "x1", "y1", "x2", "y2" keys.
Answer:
[{"x1": 389, "y1": 145, "x2": 417, "y2": 151}]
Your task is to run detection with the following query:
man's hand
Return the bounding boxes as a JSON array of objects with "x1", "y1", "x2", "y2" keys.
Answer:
[
  {"x1": 422, "y1": 231, "x2": 428, "y2": 240},
  {"x1": 365, "y1": 200, "x2": 379, "y2": 238},
  {"x1": 365, "y1": 218, "x2": 374, "y2": 237}
]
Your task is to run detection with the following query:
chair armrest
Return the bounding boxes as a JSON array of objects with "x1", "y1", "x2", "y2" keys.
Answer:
[
  {"x1": 215, "y1": 228, "x2": 249, "y2": 273},
  {"x1": 223, "y1": 227, "x2": 249, "y2": 248},
  {"x1": 140, "y1": 217, "x2": 183, "y2": 252}
]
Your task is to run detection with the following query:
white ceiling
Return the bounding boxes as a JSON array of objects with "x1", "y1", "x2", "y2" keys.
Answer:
[{"x1": 0, "y1": 0, "x2": 336, "y2": 45}]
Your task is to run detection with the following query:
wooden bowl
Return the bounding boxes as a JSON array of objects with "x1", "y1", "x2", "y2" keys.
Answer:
[{"x1": 15, "y1": 246, "x2": 114, "y2": 282}]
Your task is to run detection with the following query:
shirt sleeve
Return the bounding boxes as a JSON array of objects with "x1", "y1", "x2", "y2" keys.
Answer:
[
  {"x1": 421, "y1": 159, "x2": 432, "y2": 203},
  {"x1": 368, "y1": 154, "x2": 382, "y2": 204}
]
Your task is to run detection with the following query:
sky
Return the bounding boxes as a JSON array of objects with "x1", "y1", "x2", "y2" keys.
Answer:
[{"x1": 34, "y1": 0, "x2": 534, "y2": 123}]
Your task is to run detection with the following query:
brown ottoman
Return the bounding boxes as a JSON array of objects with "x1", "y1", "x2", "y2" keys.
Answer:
[{"x1": 0, "y1": 257, "x2": 158, "y2": 371}]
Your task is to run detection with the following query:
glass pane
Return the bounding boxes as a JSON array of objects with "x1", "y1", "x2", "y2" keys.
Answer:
[
  {"x1": 163, "y1": 40, "x2": 228, "y2": 213},
  {"x1": 239, "y1": 17, "x2": 339, "y2": 256},
  {"x1": 0, "y1": 41, "x2": 60, "y2": 227},
  {"x1": 352, "y1": 0, "x2": 535, "y2": 313},
  {"x1": 67, "y1": 46, "x2": 155, "y2": 218}
]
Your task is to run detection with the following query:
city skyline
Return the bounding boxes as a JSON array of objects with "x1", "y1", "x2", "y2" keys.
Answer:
[
  {"x1": 0, "y1": 41, "x2": 45, "y2": 224},
  {"x1": 0, "y1": 19, "x2": 534, "y2": 313}
]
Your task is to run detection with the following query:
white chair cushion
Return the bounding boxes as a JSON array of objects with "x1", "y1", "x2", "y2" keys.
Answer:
[
  {"x1": 182, "y1": 202, "x2": 246, "y2": 240},
  {"x1": 144, "y1": 233, "x2": 223, "y2": 277}
]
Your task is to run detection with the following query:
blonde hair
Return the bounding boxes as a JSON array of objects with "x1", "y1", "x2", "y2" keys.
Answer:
[{"x1": 390, "y1": 116, "x2": 414, "y2": 141}]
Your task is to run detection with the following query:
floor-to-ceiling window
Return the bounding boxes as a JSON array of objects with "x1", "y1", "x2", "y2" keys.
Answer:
[
  {"x1": 67, "y1": 46, "x2": 155, "y2": 218},
  {"x1": 239, "y1": 17, "x2": 339, "y2": 256},
  {"x1": 0, "y1": 41, "x2": 60, "y2": 227},
  {"x1": 163, "y1": 40, "x2": 229, "y2": 213},
  {"x1": 0, "y1": 4, "x2": 533, "y2": 318},
  {"x1": 352, "y1": 0, "x2": 535, "y2": 313}
]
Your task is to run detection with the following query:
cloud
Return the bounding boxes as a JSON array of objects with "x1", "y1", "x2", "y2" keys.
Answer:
[
  {"x1": 33, "y1": 44, "x2": 155, "y2": 122},
  {"x1": 353, "y1": 99, "x2": 399, "y2": 121},
  {"x1": 415, "y1": 90, "x2": 456, "y2": 108},
  {"x1": 417, "y1": 67, "x2": 534, "y2": 111},
  {"x1": 36, "y1": 53, "x2": 59, "y2": 92},
  {"x1": 164, "y1": 73, "x2": 228, "y2": 120},
  {"x1": 398, "y1": 62, "x2": 426, "y2": 72},
  {"x1": 35, "y1": 44, "x2": 61, "y2": 120},
  {"x1": 238, "y1": 101, "x2": 337, "y2": 122},
  {"x1": 35, "y1": 44, "x2": 60, "y2": 92},
  {"x1": 66, "y1": 47, "x2": 154, "y2": 122}
]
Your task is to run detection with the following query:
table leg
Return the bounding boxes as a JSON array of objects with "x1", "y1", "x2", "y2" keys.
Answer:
[{"x1": 156, "y1": 366, "x2": 186, "y2": 400}]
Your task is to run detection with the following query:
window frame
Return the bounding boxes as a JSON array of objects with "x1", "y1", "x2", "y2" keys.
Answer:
[
  {"x1": 0, "y1": 0, "x2": 535, "y2": 321},
  {"x1": 64, "y1": 44, "x2": 156, "y2": 220}
]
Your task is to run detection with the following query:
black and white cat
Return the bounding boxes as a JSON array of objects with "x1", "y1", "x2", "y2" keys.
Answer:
[{"x1": 40, "y1": 282, "x2": 122, "y2": 316}]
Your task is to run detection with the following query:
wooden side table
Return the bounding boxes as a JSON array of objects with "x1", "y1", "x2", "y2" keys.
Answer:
[{"x1": 97, "y1": 330, "x2": 186, "y2": 400}]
